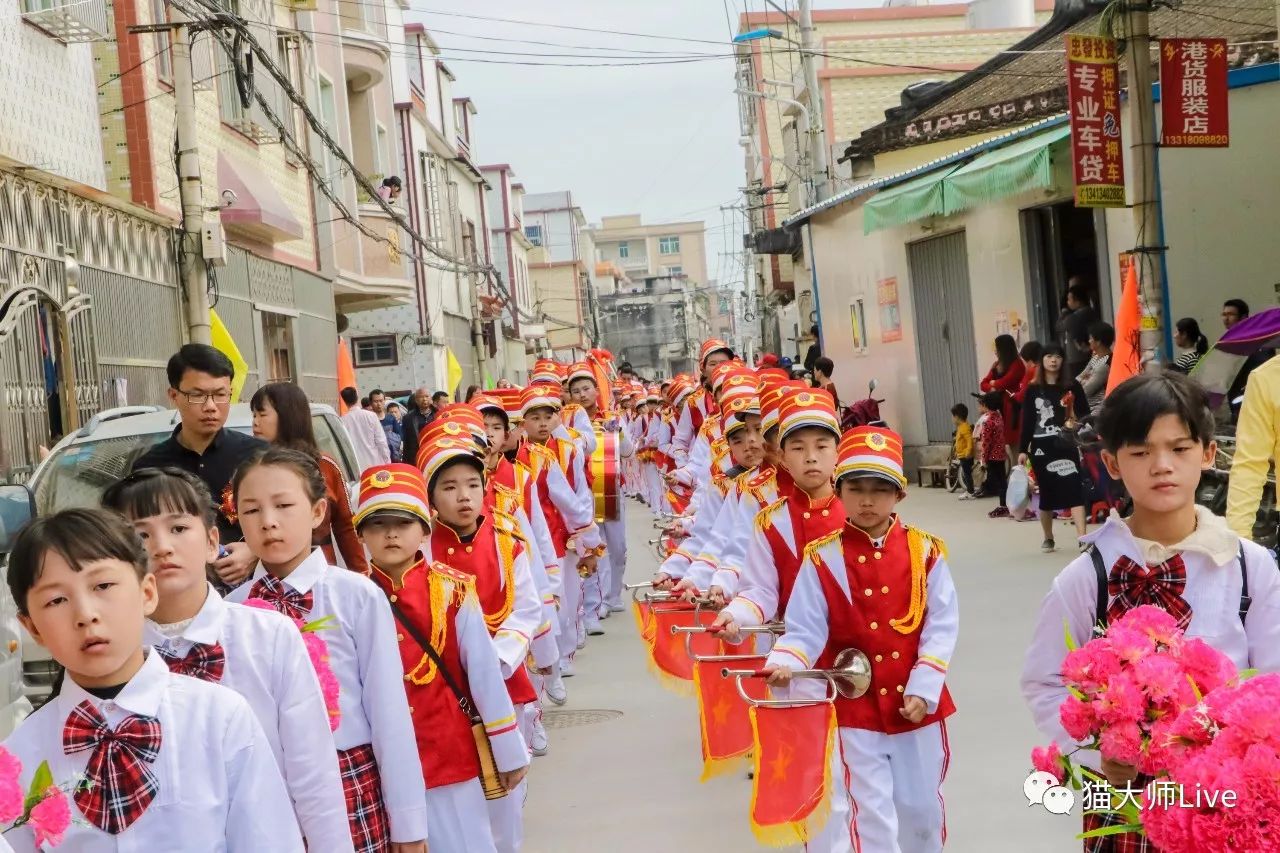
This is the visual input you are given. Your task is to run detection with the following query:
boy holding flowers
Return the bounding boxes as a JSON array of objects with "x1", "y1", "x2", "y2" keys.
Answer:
[{"x1": 1021, "y1": 372, "x2": 1280, "y2": 851}]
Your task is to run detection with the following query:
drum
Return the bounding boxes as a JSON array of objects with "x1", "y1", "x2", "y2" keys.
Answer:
[{"x1": 591, "y1": 427, "x2": 621, "y2": 522}]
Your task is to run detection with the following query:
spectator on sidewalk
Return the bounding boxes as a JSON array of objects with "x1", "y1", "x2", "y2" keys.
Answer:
[
  {"x1": 1171, "y1": 317, "x2": 1209, "y2": 374},
  {"x1": 1077, "y1": 321, "x2": 1114, "y2": 416},
  {"x1": 1011, "y1": 341, "x2": 1044, "y2": 454},
  {"x1": 369, "y1": 388, "x2": 402, "y2": 462},
  {"x1": 1222, "y1": 299, "x2": 1275, "y2": 419},
  {"x1": 339, "y1": 385, "x2": 390, "y2": 471},
  {"x1": 1227, "y1": 353, "x2": 1280, "y2": 538},
  {"x1": 802, "y1": 323, "x2": 821, "y2": 374},
  {"x1": 1018, "y1": 343, "x2": 1090, "y2": 552},
  {"x1": 980, "y1": 334, "x2": 1025, "y2": 458},
  {"x1": 400, "y1": 387, "x2": 441, "y2": 470},
  {"x1": 975, "y1": 391, "x2": 1010, "y2": 515},
  {"x1": 1059, "y1": 281, "x2": 1099, "y2": 379},
  {"x1": 952, "y1": 403, "x2": 976, "y2": 498},
  {"x1": 813, "y1": 356, "x2": 838, "y2": 407}
]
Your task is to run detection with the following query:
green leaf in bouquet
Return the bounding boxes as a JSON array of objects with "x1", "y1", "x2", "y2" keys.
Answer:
[
  {"x1": 301, "y1": 614, "x2": 337, "y2": 634},
  {"x1": 1067, "y1": 685, "x2": 1087, "y2": 700},
  {"x1": 1239, "y1": 668, "x2": 1258, "y2": 681},
  {"x1": 1078, "y1": 822, "x2": 1146, "y2": 839},
  {"x1": 22, "y1": 760, "x2": 53, "y2": 813},
  {"x1": 1063, "y1": 618, "x2": 1079, "y2": 652}
]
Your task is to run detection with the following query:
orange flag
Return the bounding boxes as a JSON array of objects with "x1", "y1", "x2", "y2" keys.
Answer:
[
  {"x1": 632, "y1": 597, "x2": 657, "y2": 652},
  {"x1": 337, "y1": 336, "x2": 356, "y2": 415},
  {"x1": 1107, "y1": 260, "x2": 1141, "y2": 394},
  {"x1": 649, "y1": 606, "x2": 720, "y2": 693},
  {"x1": 695, "y1": 657, "x2": 767, "y2": 780},
  {"x1": 749, "y1": 703, "x2": 837, "y2": 847}
]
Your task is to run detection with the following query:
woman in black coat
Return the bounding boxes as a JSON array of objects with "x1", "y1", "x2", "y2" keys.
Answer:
[{"x1": 1018, "y1": 342, "x2": 1090, "y2": 553}]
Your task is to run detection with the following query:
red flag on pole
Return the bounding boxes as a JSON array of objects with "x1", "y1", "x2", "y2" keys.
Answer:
[
  {"x1": 1107, "y1": 259, "x2": 1142, "y2": 394},
  {"x1": 749, "y1": 703, "x2": 837, "y2": 847},
  {"x1": 695, "y1": 657, "x2": 767, "y2": 780}
]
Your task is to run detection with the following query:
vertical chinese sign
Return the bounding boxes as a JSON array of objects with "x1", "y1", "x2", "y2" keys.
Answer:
[
  {"x1": 878, "y1": 279, "x2": 902, "y2": 343},
  {"x1": 1159, "y1": 38, "x2": 1229, "y2": 147},
  {"x1": 1065, "y1": 34, "x2": 1125, "y2": 207}
]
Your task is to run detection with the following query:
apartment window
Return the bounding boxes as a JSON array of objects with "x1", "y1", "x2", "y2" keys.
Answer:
[
  {"x1": 261, "y1": 312, "x2": 295, "y2": 382},
  {"x1": 664, "y1": 265, "x2": 683, "y2": 278},
  {"x1": 617, "y1": 241, "x2": 629, "y2": 259},
  {"x1": 374, "y1": 124, "x2": 388, "y2": 177},
  {"x1": 659, "y1": 236, "x2": 680, "y2": 255},
  {"x1": 525, "y1": 225, "x2": 543, "y2": 246},
  {"x1": 352, "y1": 335, "x2": 398, "y2": 367},
  {"x1": 150, "y1": 0, "x2": 172, "y2": 82},
  {"x1": 316, "y1": 76, "x2": 339, "y2": 203}
]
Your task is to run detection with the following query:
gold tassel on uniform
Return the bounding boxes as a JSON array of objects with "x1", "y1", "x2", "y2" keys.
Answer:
[{"x1": 890, "y1": 527, "x2": 943, "y2": 635}]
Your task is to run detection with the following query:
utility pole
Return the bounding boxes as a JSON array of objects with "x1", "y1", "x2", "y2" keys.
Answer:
[
  {"x1": 1123, "y1": 3, "x2": 1164, "y2": 368},
  {"x1": 798, "y1": 0, "x2": 829, "y2": 202},
  {"x1": 170, "y1": 7, "x2": 212, "y2": 344}
]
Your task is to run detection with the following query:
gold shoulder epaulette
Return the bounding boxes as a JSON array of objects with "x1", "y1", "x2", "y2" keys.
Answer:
[
  {"x1": 492, "y1": 510, "x2": 527, "y2": 542},
  {"x1": 429, "y1": 561, "x2": 474, "y2": 586},
  {"x1": 803, "y1": 528, "x2": 842, "y2": 561},
  {"x1": 903, "y1": 524, "x2": 948, "y2": 561},
  {"x1": 754, "y1": 496, "x2": 787, "y2": 532}
]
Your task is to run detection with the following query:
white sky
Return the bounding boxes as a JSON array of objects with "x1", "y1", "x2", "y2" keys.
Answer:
[{"x1": 403, "y1": 0, "x2": 883, "y2": 287}]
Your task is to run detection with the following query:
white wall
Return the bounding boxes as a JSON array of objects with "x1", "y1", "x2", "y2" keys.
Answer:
[{"x1": 0, "y1": 11, "x2": 105, "y2": 189}]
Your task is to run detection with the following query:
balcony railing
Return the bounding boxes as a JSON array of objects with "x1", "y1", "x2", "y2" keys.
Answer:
[{"x1": 20, "y1": 0, "x2": 110, "y2": 42}]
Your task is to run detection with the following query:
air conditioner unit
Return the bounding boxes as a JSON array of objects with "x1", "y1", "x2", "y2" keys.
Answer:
[{"x1": 414, "y1": 335, "x2": 433, "y2": 345}]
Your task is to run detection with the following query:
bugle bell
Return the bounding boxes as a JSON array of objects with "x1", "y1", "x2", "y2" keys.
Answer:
[{"x1": 722, "y1": 648, "x2": 873, "y2": 700}]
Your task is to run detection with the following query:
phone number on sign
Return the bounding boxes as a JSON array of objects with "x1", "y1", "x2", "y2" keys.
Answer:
[{"x1": 1163, "y1": 134, "x2": 1229, "y2": 146}]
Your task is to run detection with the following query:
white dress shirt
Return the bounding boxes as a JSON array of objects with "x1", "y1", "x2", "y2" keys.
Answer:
[
  {"x1": 144, "y1": 586, "x2": 353, "y2": 851},
  {"x1": 228, "y1": 551, "x2": 429, "y2": 843},
  {"x1": 1021, "y1": 514, "x2": 1280, "y2": 764},
  {"x1": 2, "y1": 651, "x2": 302, "y2": 852},
  {"x1": 341, "y1": 408, "x2": 391, "y2": 472},
  {"x1": 723, "y1": 500, "x2": 796, "y2": 627}
]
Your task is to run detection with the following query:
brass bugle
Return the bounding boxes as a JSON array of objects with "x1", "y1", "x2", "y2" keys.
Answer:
[
  {"x1": 624, "y1": 582, "x2": 653, "y2": 590},
  {"x1": 722, "y1": 648, "x2": 873, "y2": 700},
  {"x1": 643, "y1": 590, "x2": 716, "y2": 607},
  {"x1": 671, "y1": 622, "x2": 784, "y2": 636}
]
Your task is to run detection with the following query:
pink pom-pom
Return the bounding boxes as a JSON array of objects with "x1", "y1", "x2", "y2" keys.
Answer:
[
  {"x1": 29, "y1": 788, "x2": 71, "y2": 849},
  {"x1": 241, "y1": 597, "x2": 275, "y2": 612}
]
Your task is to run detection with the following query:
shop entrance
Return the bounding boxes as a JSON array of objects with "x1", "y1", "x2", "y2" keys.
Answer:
[{"x1": 1020, "y1": 202, "x2": 1111, "y2": 345}]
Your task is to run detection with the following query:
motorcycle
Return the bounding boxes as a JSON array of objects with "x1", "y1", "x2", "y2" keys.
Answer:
[{"x1": 841, "y1": 378, "x2": 887, "y2": 430}]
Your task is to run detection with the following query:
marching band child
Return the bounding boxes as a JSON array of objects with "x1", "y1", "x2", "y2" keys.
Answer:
[
  {"x1": 355, "y1": 463, "x2": 529, "y2": 853},
  {"x1": 227, "y1": 447, "x2": 427, "y2": 853},
  {"x1": 713, "y1": 389, "x2": 846, "y2": 639},
  {"x1": 4, "y1": 508, "x2": 302, "y2": 850},
  {"x1": 102, "y1": 468, "x2": 352, "y2": 850},
  {"x1": 764, "y1": 426, "x2": 958, "y2": 853},
  {"x1": 1022, "y1": 372, "x2": 1280, "y2": 851}
]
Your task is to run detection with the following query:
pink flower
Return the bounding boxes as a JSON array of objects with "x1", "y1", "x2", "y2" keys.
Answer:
[
  {"x1": 1098, "y1": 719, "x2": 1143, "y2": 765},
  {"x1": 301, "y1": 631, "x2": 341, "y2": 732},
  {"x1": 1060, "y1": 695, "x2": 1098, "y2": 742},
  {"x1": 0, "y1": 746, "x2": 22, "y2": 824},
  {"x1": 29, "y1": 789, "x2": 70, "y2": 849},
  {"x1": 1031, "y1": 744, "x2": 1065, "y2": 783},
  {"x1": 1105, "y1": 623, "x2": 1154, "y2": 665},
  {"x1": 1176, "y1": 637, "x2": 1238, "y2": 695},
  {"x1": 1115, "y1": 605, "x2": 1181, "y2": 648},
  {"x1": 1132, "y1": 653, "x2": 1187, "y2": 705},
  {"x1": 1062, "y1": 644, "x2": 1121, "y2": 692},
  {"x1": 1095, "y1": 673, "x2": 1146, "y2": 727},
  {"x1": 241, "y1": 597, "x2": 275, "y2": 613}
]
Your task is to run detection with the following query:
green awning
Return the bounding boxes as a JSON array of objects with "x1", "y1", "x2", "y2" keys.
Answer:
[
  {"x1": 942, "y1": 124, "x2": 1070, "y2": 215},
  {"x1": 862, "y1": 170, "x2": 950, "y2": 235}
]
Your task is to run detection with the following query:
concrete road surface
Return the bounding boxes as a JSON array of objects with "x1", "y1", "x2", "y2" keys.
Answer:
[{"x1": 524, "y1": 488, "x2": 1084, "y2": 852}]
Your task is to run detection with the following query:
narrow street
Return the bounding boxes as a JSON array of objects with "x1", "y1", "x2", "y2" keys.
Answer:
[{"x1": 524, "y1": 488, "x2": 1083, "y2": 852}]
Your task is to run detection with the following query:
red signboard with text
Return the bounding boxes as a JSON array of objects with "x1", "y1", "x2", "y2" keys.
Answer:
[
  {"x1": 1065, "y1": 34, "x2": 1125, "y2": 207},
  {"x1": 1160, "y1": 38, "x2": 1229, "y2": 147}
]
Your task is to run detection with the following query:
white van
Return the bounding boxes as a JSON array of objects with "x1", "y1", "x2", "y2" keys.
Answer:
[{"x1": 0, "y1": 403, "x2": 360, "y2": 736}]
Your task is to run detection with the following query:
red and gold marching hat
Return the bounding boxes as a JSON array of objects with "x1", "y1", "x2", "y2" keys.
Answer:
[
  {"x1": 757, "y1": 367, "x2": 791, "y2": 385},
  {"x1": 567, "y1": 361, "x2": 596, "y2": 386},
  {"x1": 531, "y1": 358, "x2": 566, "y2": 385},
  {"x1": 760, "y1": 379, "x2": 808, "y2": 435},
  {"x1": 646, "y1": 385, "x2": 662, "y2": 404},
  {"x1": 353, "y1": 463, "x2": 432, "y2": 527},
  {"x1": 418, "y1": 435, "x2": 486, "y2": 496},
  {"x1": 421, "y1": 405, "x2": 487, "y2": 446},
  {"x1": 697, "y1": 338, "x2": 733, "y2": 369},
  {"x1": 776, "y1": 388, "x2": 841, "y2": 443},
  {"x1": 836, "y1": 426, "x2": 907, "y2": 490},
  {"x1": 520, "y1": 383, "x2": 564, "y2": 418},
  {"x1": 486, "y1": 387, "x2": 523, "y2": 422},
  {"x1": 720, "y1": 370, "x2": 761, "y2": 436}
]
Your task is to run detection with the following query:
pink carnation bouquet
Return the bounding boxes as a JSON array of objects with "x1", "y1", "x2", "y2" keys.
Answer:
[
  {"x1": 244, "y1": 598, "x2": 342, "y2": 731},
  {"x1": 1031, "y1": 605, "x2": 1278, "y2": 850},
  {"x1": 1, "y1": 748, "x2": 72, "y2": 848}
]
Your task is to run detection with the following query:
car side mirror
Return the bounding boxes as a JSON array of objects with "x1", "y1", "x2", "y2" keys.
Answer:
[{"x1": 0, "y1": 484, "x2": 35, "y2": 555}]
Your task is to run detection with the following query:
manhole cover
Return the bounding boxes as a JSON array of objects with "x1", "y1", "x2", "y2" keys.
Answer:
[{"x1": 541, "y1": 709, "x2": 623, "y2": 729}]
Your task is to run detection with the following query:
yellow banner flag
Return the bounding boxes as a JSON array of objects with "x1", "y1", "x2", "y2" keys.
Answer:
[
  {"x1": 445, "y1": 347, "x2": 463, "y2": 397},
  {"x1": 210, "y1": 308, "x2": 249, "y2": 403}
]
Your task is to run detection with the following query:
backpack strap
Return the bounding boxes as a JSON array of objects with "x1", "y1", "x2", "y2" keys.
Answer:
[
  {"x1": 1089, "y1": 545, "x2": 1109, "y2": 631},
  {"x1": 1238, "y1": 542, "x2": 1251, "y2": 625}
]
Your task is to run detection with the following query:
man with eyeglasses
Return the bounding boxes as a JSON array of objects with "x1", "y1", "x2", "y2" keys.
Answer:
[{"x1": 130, "y1": 343, "x2": 267, "y2": 588}]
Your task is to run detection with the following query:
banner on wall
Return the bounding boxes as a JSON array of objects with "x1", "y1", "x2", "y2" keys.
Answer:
[
  {"x1": 1159, "y1": 38, "x2": 1229, "y2": 148},
  {"x1": 878, "y1": 279, "x2": 902, "y2": 343},
  {"x1": 1065, "y1": 34, "x2": 1125, "y2": 208}
]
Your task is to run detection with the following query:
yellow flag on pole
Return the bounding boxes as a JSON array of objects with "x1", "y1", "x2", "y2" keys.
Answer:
[
  {"x1": 445, "y1": 347, "x2": 463, "y2": 397},
  {"x1": 210, "y1": 308, "x2": 249, "y2": 403}
]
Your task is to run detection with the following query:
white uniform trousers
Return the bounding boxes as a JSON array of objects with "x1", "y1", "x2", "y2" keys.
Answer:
[
  {"x1": 603, "y1": 517, "x2": 627, "y2": 608},
  {"x1": 809, "y1": 722, "x2": 950, "y2": 853},
  {"x1": 426, "y1": 778, "x2": 498, "y2": 853},
  {"x1": 557, "y1": 553, "x2": 584, "y2": 667},
  {"x1": 487, "y1": 778, "x2": 526, "y2": 853}
]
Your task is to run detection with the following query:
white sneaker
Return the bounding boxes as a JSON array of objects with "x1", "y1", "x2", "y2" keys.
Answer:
[
  {"x1": 545, "y1": 674, "x2": 568, "y2": 705},
  {"x1": 560, "y1": 659, "x2": 575, "y2": 678},
  {"x1": 598, "y1": 604, "x2": 612, "y2": 620},
  {"x1": 585, "y1": 621, "x2": 604, "y2": 636},
  {"x1": 576, "y1": 634, "x2": 587, "y2": 651},
  {"x1": 608, "y1": 603, "x2": 625, "y2": 613},
  {"x1": 530, "y1": 720, "x2": 549, "y2": 757}
]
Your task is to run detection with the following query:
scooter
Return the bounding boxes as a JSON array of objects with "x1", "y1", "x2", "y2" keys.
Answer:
[{"x1": 841, "y1": 378, "x2": 887, "y2": 430}]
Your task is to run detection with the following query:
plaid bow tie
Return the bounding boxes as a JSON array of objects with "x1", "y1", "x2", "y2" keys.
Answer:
[
  {"x1": 158, "y1": 642, "x2": 225, "y2": 683},
  {"x1": 249, "y1": 574, "x2": 314, "y2": 620},
  {"x1": 1108, "y1": 554, "x2": 1193, "y2": 630},
  {"x1": 63, "y1": 700, "x2": 163, "y2": 835}
]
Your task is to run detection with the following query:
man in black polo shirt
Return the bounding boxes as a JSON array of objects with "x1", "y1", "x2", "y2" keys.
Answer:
[{"x1": 131, "y1": 344, "x2": 266, "y2": 586}]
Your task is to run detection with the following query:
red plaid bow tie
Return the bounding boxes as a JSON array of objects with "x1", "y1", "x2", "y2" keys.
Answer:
[
  {"x1": 249, "y1": 574, "x2": 314, "y2": 620},
  {"x1": 1108, "y1": 554, "x2": 1193, "y2": 630},
  {"x1": 158, "y1": 642, "x2": 225, "y2": 682},
  {"x1": 63, "y1": 700, "x2": 163, "y2": 834}
]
